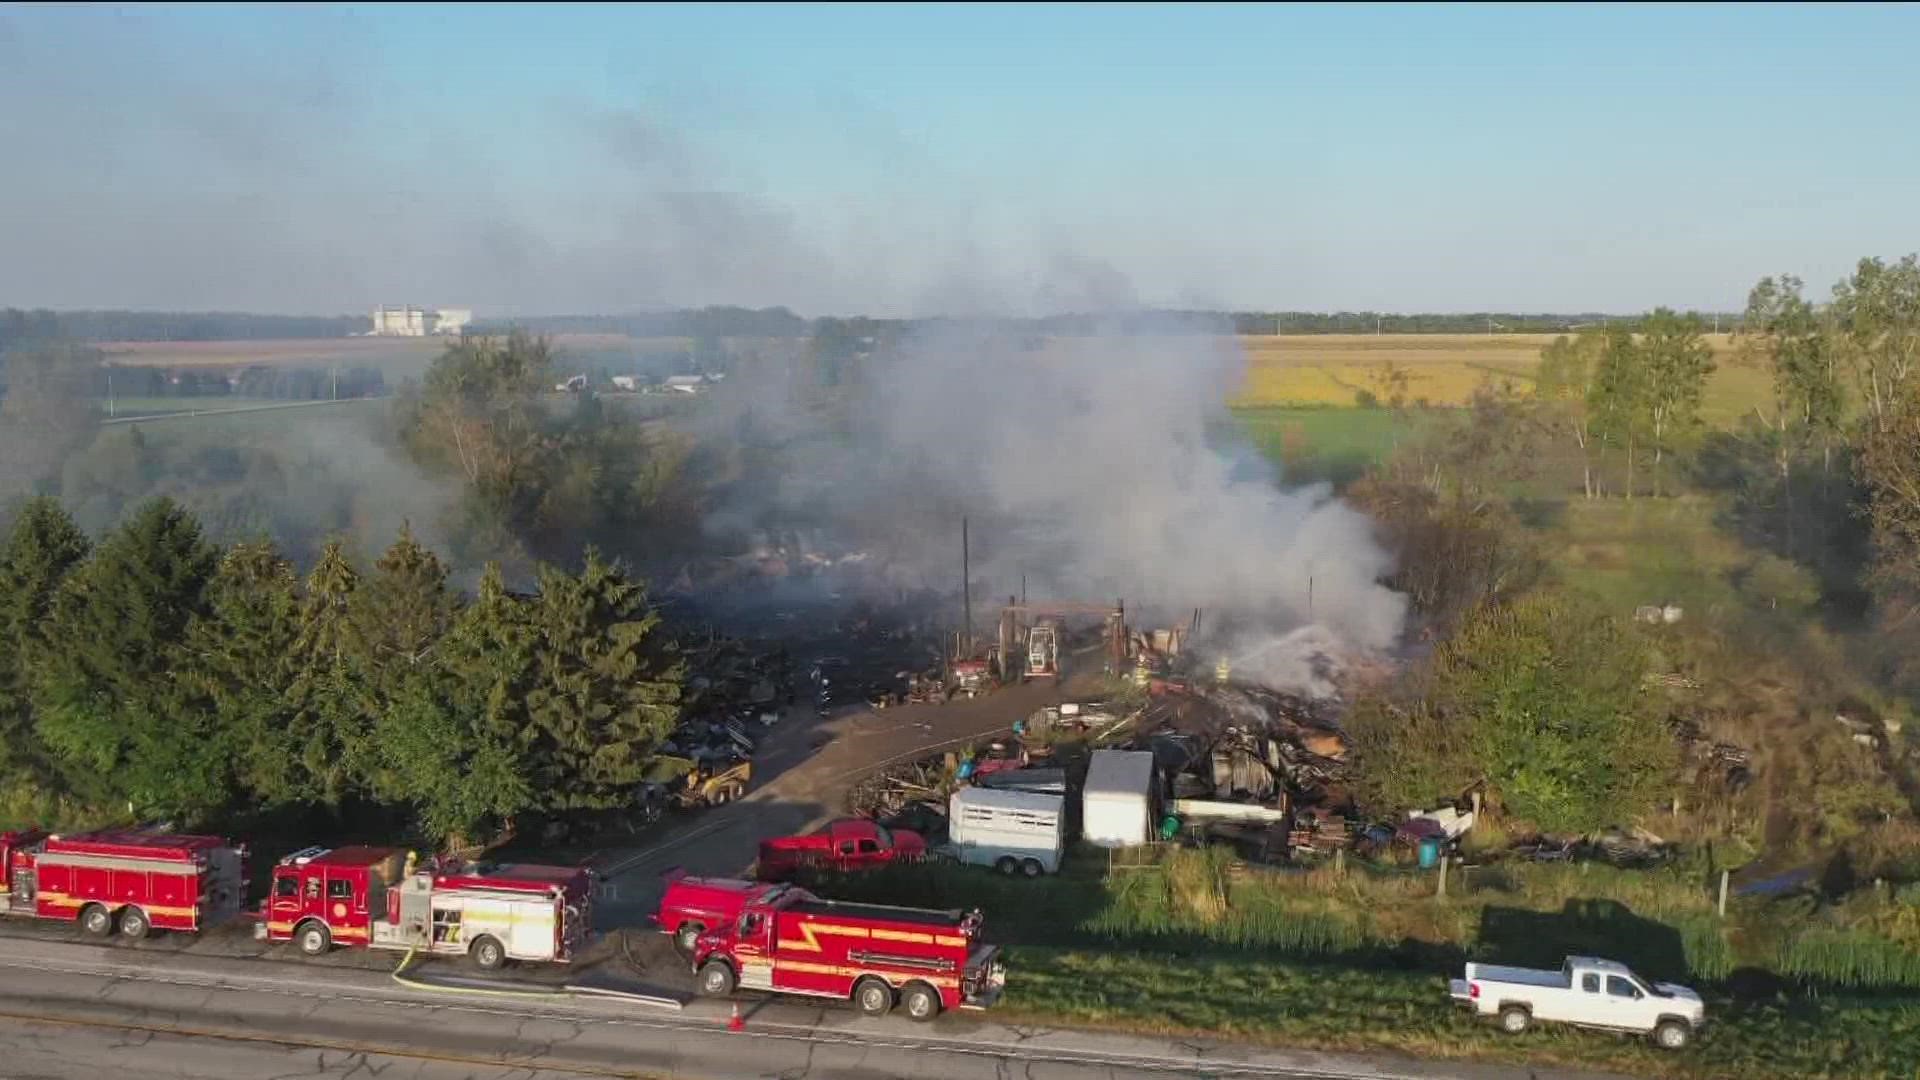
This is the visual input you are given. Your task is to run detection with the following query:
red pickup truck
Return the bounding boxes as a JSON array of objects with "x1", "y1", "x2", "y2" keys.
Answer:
[{"x1": 754, "y1": 818, "x2": 927, "y2": 882}]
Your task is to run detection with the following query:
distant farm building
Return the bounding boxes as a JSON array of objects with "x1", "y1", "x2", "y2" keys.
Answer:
[{"x1": 369, "y1": 305, "x2": 472, "y2": 337}]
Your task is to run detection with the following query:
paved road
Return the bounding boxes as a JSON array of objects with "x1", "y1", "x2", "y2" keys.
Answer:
[{"x1": 0, "y1": 937, "x2": 1631, "y2": 1080}]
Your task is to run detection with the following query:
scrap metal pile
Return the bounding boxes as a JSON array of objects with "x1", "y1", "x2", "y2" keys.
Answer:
[{"x1": 1131, "y1": 683, "x2": 1353, "y2": 805}]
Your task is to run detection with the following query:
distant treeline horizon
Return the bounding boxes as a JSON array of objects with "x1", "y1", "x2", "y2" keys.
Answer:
[{"x1": 2, "y1": 305, "x2": 1743, "y2": 350}]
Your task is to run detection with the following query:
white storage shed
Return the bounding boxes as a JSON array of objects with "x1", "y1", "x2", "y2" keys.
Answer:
[{"x1": 1081, "y1": 749, "x2": 1157, "y2": 848}]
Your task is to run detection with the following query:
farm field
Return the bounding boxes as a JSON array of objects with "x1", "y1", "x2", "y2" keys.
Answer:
[
  {"x1": 1230, "y1": 333, "x2": 1769, "y2": 424},
  {"x1": 94, "y1": 333, "x2": 685, "y2": 380}
]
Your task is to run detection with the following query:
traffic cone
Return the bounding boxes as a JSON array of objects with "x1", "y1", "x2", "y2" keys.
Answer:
[{"x1": 727, "y1": 1002, "x2": 744, "y2": 1033}]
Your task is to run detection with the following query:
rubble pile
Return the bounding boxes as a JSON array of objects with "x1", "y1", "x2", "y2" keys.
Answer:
[
  {"x1": 1131, "y1": 683, "x2": 1353, "y2": 805},
  {"x1": 1668, "y1": 717, "x2": 1754, "y2": 792}
]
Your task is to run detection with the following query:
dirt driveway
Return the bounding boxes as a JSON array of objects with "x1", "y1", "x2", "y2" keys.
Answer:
[{"x1": 591, "y1": 674, "x2": 1095, "y2": 921}]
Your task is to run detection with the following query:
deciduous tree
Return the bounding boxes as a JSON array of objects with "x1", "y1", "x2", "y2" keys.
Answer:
[
  {"x1": 1433, "y1": 592, "x2": 1674, "y2": 833},
  {"x1": 1639, "y1": 308, "x2": 1717, "y2": 497},
  {"x1": 1536, "y1": 330, "x2": 1605, "y2": 499}
]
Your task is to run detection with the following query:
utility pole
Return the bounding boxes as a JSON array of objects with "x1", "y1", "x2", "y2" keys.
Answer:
[
  {"x1": 331, "y1": 366, "x2": 338, "y2": 401},
  {"x1": 961, "y1": 517, "x2": 972, "y2": 657},
  {"x1": 106, "y1": 368, "x2": 115, "y2": 418}
]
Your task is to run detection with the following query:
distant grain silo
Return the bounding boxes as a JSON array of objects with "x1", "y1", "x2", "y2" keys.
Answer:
[{"x1": 370, "y1": 305, "x2": 471, "y2": 336}]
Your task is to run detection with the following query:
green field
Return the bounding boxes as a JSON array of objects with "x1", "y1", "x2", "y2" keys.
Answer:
[
  {"x1": 812, "y1": 848, "x2": 1920, "y2": 1079},
  {"x1": 1230, "y1": 405, "x2": 1414, "y2": 485}
]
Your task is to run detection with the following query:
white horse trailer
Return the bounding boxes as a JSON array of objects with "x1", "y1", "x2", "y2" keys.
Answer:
[{"x1": 946, "y1": 787, "x2": 1065, "y2": 877}]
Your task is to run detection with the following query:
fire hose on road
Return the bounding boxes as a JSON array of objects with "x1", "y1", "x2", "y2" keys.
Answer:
[{"x1": 390, "y1": 946, "x2": 684, "y2": 1011}]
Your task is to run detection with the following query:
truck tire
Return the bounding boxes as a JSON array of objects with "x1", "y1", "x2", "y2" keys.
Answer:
[
  {"x1": 1020, "y1": 858, "x2": 1044, "y2": 878},
  {"x1": 711, "y1": 786, "x2": 731, "y2": 807},
  {"x1": 901, "y1": 981, "x2": 942, "y2": 1022},
  {"x1": 726, "y1": 782, "x2": 746, "y2": 803},
  {"x1": 697, "y1": 960, "x2": 736, "y2": 997},
  {"x1": 296, "y1": 921, "x2": 332, "y2": 957},
  {"x1": 79, "y1": 903, "x2": 114, "y2": 939},
  {"x1": 471, "y1": 935, "x2": 506, "y2": 971},
  {"x1": 853, "y1": 977, "x2": 893, "y2": 1017},
  {"x1": 1498, "y1": 1005, "x2": 1531, "y2": 1034},
  {"x1": 1653, "y1": 1019, "x2": 1691, "y2": 1050},
  {"x1": 118, "y1": 906, "x2": 150, "y2": 940},
  {"x1": 994, "y1": 856, "x2": 1018, "y2": 876},
  {"x1": 674, "y1": 921, "x2": 706, "y2": 956}
]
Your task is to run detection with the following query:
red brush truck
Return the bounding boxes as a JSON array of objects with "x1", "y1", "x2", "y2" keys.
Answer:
[
  {"x1": 664, "y1": 876, "x2": 1005, "y2": 1021},
  {"x1": 754, "y1": 818, "x2": 927, "y2": 881},
  {"x1": 2, "y1": 828, "x2": 249, "y2": 939},
  {"x1": 257, "y1": 846, "x2": 593, "y2": 970}
]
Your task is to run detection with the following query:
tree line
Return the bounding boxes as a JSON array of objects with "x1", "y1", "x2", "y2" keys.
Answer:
[
  {"x1": 0, "y1": 496, "x2": 684, "y2": 844},
  {"x1": 0, "y1": 310, "x2": 369, "y2": 352},
  {"x1": 1342, "y1": 254, "x2": 1920, "y2": 832},
  {"x1": 99, "y1": 364, "x2": 388, "y2": 401}
]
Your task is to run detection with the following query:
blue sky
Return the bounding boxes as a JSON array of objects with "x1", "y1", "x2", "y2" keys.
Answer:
[{"x1": 1, "y1": 2, "x2": 1915, "y2": 316}]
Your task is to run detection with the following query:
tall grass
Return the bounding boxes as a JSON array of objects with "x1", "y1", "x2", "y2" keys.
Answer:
[{"x1": 1779, "y1": 930, "x2": 1920, "y2": 989}]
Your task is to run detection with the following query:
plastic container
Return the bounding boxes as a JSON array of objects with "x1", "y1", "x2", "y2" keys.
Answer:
[{"x1": 1417, "y1": 836, "x2": 1443, "y2": 869}]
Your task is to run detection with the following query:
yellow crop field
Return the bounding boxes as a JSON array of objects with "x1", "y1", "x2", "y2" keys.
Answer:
[{"x1": 1229, "y1": 333, "x2": 1763, "y2": 421}]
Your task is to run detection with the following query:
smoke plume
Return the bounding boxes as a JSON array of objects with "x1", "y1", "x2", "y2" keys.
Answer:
[{"x1": 699, "y1": 312, "x2": 1407, "y2": 695}]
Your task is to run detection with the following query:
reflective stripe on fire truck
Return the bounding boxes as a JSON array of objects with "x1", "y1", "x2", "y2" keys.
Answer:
[
  {"x1": 775, "y1": 921, "x2": 872, "y2": 953},
  {"x1": 32, "y1": 893, "x2": 200, "y2": 919},
  {"x1": 868, "y1": 928, "x2": 969, "y2": 948},
  {"x1": 776, "y1": 960, "x2": 959, "y2": 989}
]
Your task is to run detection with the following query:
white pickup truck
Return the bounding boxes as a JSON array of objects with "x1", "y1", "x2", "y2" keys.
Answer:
[{"x1": 1449, "y1": 955, "x2": 1706, "y2": 1049}]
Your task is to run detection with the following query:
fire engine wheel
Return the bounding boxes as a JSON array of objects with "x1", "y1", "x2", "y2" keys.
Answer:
[
  {"x1": 470, "y1": 935, "x2": 507, "y2": 971},
  {"x1": 1020, "y1": 858, "x2": 1044, "y2": 878},
  {"x1": 994, "y1": 856, "x2": 1018, "y2": 876},
  {"x1": 901, "y1": 982, "x2": 942, "y2": 1022},
  {"x1": 697, "y1": 960, "x2": 737, "y2": 997},
  {"x1": 296, "y1": 921, "x2": 332, "y2": 957},
  {"x1": 674, "y1": 922, "x2": 706, "y2": 956},
  {"x1": 79, "y1": 904, "x2": 114, "y2": 939},
  {"x1": 853, "y1": 977, "x2": 894, "y2": 1017},
  {"x1": 118, "y1": 906, "x2": 150, "y2": 940}
]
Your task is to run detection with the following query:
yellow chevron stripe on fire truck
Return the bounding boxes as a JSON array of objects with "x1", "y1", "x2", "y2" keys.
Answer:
[
  {"x1": 869, "y1": 929, "x2": 932, "y2": 945},
  {"x1": 774, "y1": 960, "x2": 959, "y2": 989},
  {"x1": 776, "y1": 920, "x2": 870, "y2": 953},
  {"x1": 31, "y1": 893, "x2": 203, "y2": 920}
]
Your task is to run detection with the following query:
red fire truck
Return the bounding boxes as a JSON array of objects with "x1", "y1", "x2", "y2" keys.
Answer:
[
  {"x1": 257, "y1": 846, "x2": 594, "y2": 970},
  {"x1": 680, "y1": 879, "x2": 1005, "y2": 1021},
  {"x1": 2, "y1": 828, "x2": 249, "y2": 939}
]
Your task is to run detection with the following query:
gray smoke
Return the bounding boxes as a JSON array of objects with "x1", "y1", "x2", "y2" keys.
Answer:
[{"x1": 697, "y1": 312, "x2": 1407, "y2": 694}]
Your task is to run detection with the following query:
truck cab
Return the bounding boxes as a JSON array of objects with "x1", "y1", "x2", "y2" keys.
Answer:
[
  {"x1": 1, "y1": 830, "x2": 50, "y2": 913},
  {"x1": 262, "y1": 846, "x2": 405, "y2": 950}
]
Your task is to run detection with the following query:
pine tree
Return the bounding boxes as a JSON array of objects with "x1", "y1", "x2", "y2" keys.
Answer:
[
  {"x1": 364, "y1": 561, "x2": 534, "y2": 844},
  {"x1": 30, "y1": 497, "x2": 223, "y2": 816},
  {"x1": 523, "y1": 549, "x2": 683, "y2": 811},
  {"x1": 185, "y1": 540, "x2": 302, "y2": 804},
  {"x1": 0, "y1": 497, "x2": 91, "y2": 774},
  {"x1": 353, "y1": 525, "x2": 456, "y2": 683},
  {"x1": 284, "y1": 539, "x2": 368, "y2": 804}
]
